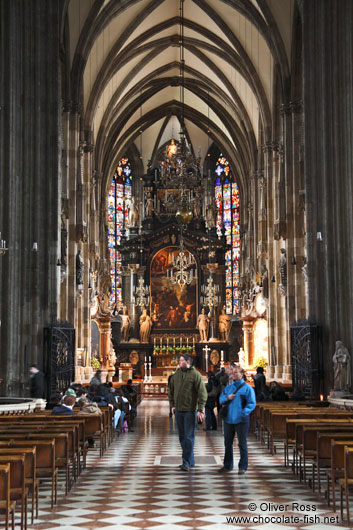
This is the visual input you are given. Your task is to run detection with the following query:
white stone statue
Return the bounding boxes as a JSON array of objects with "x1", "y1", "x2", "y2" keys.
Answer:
[
  {"x1": 238, "y1": 347, "x2": 245, "y2": 368},
  {"x1": 333, "y1": 340, "x2": 352, "y2": 391},
  {"x1": 139, "y1": 308, "x2": 152, "y2": 343},
  {"x1": 128, "y1": 197, "x2": 139, "y2": 227},
  {"x1": 120, "y1": 305, "x2": 131, "y2": 342},
  {"x1": 197, "y1": 307, "x2": 210, "y2": 342}
]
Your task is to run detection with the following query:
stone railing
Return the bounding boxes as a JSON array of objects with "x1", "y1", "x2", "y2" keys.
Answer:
[{"x1": 0, "y1": 397, "x2": 46, "y2": 415}]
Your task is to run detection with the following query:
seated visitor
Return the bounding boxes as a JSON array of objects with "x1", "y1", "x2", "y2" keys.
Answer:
[
  {"x1": 46, "y1": 391, "x2": 63, "y2": 410},
  {"x1": 269, "y1": 381, "x2": 289, "y2": 401},
  {"x1": 77, "y1": 397, "x2": 102, "y2": 415},
  {"x1": 290, "y1": 385, "x2": 306, "y2": 401},
  {"x1": 52, "y1": 394, "x2": 76, "y2": 415}
]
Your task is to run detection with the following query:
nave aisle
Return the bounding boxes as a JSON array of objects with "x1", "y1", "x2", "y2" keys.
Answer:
[{"x1": 30, "y1": 400, "x2": 350, "y2": 530}]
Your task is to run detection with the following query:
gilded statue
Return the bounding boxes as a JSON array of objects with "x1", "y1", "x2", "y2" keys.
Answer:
[
  {"x1": 218, "y1": 307, "x2": 231, "y2": 341},
  {"x1": 197, "y1": 307, "x2": 210, "y2": 342}
]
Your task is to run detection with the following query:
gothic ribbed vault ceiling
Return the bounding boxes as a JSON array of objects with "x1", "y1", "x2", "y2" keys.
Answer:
[{"x1": 67, "y1": 0, "x2": 294, "y2": 190}]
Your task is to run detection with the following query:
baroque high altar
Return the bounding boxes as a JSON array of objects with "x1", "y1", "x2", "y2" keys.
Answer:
[{"x1": 88, "y1": 142, "x2": 266, "y2": 384}]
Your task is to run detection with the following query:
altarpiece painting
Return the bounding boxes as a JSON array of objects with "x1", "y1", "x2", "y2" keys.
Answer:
[{"x1": 150, "y1": 246, "x2": 197, "y2": 330}]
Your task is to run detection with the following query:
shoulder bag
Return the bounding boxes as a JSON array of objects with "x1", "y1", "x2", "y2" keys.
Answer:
[{"x1": 219, "y1": 382, "x2": 245, "y2": 419}]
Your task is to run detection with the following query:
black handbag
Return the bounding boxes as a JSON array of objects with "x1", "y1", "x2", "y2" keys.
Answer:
[{"x1": 219, "y1": 382, "x2": 245, "y2": 419}]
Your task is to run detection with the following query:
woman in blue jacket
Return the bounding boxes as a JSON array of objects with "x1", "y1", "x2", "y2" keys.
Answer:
[{"x1": 218, "y1": 365, "x2": 256, "y2": 474}]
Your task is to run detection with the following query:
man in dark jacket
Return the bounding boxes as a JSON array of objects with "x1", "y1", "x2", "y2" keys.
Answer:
[
  {"x1": 51, "y1": 395, "x2": 76, "y2": 415},
  {"x1": 29, "y1": 365, "x2": 44, "y2": 398},
  {"x1": 168, "y1": 354, "x2": 207, "y2": 471},
  {"x1": 204, "y1": 372, "x2": 219, "y2": 431}
]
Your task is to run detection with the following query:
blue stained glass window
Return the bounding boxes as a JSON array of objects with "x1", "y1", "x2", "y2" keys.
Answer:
[
  {"x1": 214, "y1": 155, "x2": 241, "y2": 315},
  {"x1": 108, "y1": 158, "x2": 133, "y2": 307}
]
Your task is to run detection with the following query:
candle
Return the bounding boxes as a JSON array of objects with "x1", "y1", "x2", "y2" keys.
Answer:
[
  {"x1": 167, "y1": 337, "x2": 169, "y2": 347},
  {"x1": 173, "y1": 337, "x2": 176, "y2": 347},
  {"x1": 149, "y1": 356, "x2": 151, "y2": 362},
  {"x1": 180, "y1": 336, "x2": 182, "y2": 347},
  {"x1": 186, "y1": 337, "x2": 189, "y2": 347},
  {"x1": 193, "y1": 337, "x2": 195, "y2": 345},
  {"x1": 145, "y1": 356, "x2": 147, "y2": 362},
  {"x1": 154, "y1": 337, "x2": 156, "y2": 346},
  {"x1": 160, "y1": 337, "x2": 162, "y2": 348},
  {"x1": 221, "y1": 350, "x2": 224, "y2": 361}
]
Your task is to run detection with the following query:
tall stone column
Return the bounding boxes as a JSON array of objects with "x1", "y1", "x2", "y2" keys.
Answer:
[
  {"x1": 302, "y1": 0, "x2": 353, "y2": 393},
  {"x1": 0, "y1": 1, "x2": 64, "y2": 396}
]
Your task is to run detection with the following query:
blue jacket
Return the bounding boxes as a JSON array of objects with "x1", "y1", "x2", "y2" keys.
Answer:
[
  {"x1": 219, "y1": 378, "x2": 256, "y2": 424},
  {"x1": 51, "y1": 405, "x2": 76, "y2": 415}
]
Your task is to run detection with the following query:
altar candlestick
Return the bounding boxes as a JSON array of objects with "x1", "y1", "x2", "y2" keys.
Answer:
[
  {"x1": 193, "y1": 337, "x2": 195, "y2": 346},
  {"x1": 186, "y1": 337, "x2": 189, "y2": 347},
  {"x1": 167, "y1": 337, "x2": 169, "y2": 348},
  {"x1": 145, "y1": 356, "x2": 147, "y2": 362},
  {"x1": 180, "y1": 336, "x2": 182, "y2": 347},
  {"x1": 160, "y1": 337, "x2": 162, "y2": 348}
]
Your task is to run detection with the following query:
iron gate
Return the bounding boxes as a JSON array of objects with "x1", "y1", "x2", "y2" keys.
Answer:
[
  {"x1": 290, "y1": 319, "x2": 323, "y2": 398},
  {"x1": 44, "y1": 322, "x2": 75, "y2": 399}
]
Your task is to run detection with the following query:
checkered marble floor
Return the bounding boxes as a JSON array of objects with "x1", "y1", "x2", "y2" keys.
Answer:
[{"x1": 28, "y1": 400, "x2": 352, "y2": 530}]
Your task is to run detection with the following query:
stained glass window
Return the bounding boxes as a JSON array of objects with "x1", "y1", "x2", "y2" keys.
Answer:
[
  {"x1": 108, "y1": 158, "x2": 133, "y2": 307},
  {"x1": 214, "y1": 155, "x2": 240, "y2": 315}
]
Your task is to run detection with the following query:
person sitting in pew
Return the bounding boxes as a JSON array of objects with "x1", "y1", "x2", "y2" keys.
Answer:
[
  {"x1": 46, "y1": 391, "x2": 63, "y2": 409},
  {"x1": 269, "y1": 381, "x2": 289, "y2": 401},
  {"x1": 52, "y1": 394, "x2": 76, "y2": 415}
]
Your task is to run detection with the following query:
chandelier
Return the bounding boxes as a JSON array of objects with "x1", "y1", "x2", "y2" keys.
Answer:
[
  {"x1": 167, "y1": 236, "x2": 195, "y2": 288},
  {"x1": 133, "y1": 232, "x2": 150, "y2": 307},
  {"x1": 133, "y1": 276, "x2": 150, "y2": 307},
  {"x1": 200, "y1": 276, "x2": 221, "y2": 308},
  {"x1": 155, "y1": 0, "x2": 203, "y2": 214}
]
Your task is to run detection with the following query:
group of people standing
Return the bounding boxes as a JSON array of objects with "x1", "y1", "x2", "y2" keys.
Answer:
[{"x1": 168, "y1": 354, "x2": 256, "y2": 474}]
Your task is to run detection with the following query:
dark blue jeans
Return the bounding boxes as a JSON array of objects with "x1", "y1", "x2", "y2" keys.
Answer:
[
  {"x1": 175, "y1": 411, "x2": 196, "y2": 468},
  {"x1": 223, "y1": 419, "x2": 250, "y2": 471}
]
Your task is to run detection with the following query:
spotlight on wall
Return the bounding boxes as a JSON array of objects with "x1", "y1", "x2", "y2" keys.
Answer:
[
  {"x1": 291, "y1": 257, "x2": 296, "y2": 265},
  {"x1": 57, "y1": 259, "x2": 62, "y2": 267},
  {"x1": 32, "y1": 242, "x2": 38, "y2": 252},
  {"x1": 271, "y1": 275, "x2": 275, "y2": 283},
  {"x1": 316, "y1": 232, "x2": 323, "y2": 241}
]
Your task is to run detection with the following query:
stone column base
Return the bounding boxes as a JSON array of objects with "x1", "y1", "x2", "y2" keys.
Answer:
[
  {"x1": 274, "y1": 365, "x2": 283, "y2": 379},
  {"x1": 266, "y1": 365, "x2": 275, "y2": 378},
  {"x1": 282, "y1": 364, "x2": 292, "y2": 384}
]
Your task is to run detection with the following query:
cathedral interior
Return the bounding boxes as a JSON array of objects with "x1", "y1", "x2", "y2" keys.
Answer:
[{"x1": 0, "y1": 0, "x2": 353, "y2": 399}]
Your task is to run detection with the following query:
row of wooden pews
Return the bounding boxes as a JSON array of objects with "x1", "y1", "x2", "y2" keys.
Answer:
[
  {"x1": 0, "y1": 406, "x2": 114, "y2": 530},
  {"x1": 254, "y1": 401, "x2": 353, "y2": 523}
]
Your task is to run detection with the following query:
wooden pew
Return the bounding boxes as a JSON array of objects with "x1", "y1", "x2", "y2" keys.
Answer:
[
  {"x1": 328, "y1": 440, "x2": 353, "y2": 512},
  {"x1": 313, "y1": 433, "x2": 353, "y2": 493},
  {"x1": 0, "y1": 426, "x2": 72, "y2": 496},
  {"x1": 0, "y1": 464, "x2": 16, "y2": 530},
  {"x1": 339, "y1": 447, "x2": 353, "y2": 523},
  {"x1": 0, "y1": 448, "x2": 37, "y2": 525},
  {"x1": 0, "y1": 436, "x2": 57, "y2": 509},
  {"x1": 295, "y1": 420, "x2": 353, "y2": 482},
  {"x1": 0, "y1": 455, "x2": 27, "y2": 530}
]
